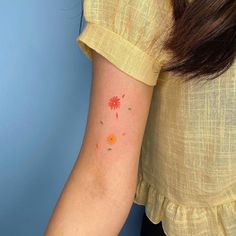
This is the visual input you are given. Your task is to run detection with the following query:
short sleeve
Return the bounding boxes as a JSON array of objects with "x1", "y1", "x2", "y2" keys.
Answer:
[{"x1": 76, "y1": 0, "x2": 172, "y2": 86}]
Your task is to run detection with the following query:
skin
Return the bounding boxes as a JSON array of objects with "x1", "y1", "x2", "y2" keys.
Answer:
[{"x1": 44, "y1": 50, "x2": 154, "y2": 236}]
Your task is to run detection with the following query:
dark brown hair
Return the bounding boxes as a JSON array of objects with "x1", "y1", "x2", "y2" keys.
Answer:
[{"x1": 162, "y1": 0, "x2": 236, "y2": 82}]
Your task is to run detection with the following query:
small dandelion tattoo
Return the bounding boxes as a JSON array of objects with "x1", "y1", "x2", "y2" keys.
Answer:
[
  {"x1": 108, "y1": 96, "x2": 120, "y2": 110},
  {"x1": 106, "y1": 133, "x2": 117, "y2": 145}
]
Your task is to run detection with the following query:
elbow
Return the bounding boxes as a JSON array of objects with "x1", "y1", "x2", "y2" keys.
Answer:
[{"x1": 89, "y1": 170, "x2": 137, "y2": 208}]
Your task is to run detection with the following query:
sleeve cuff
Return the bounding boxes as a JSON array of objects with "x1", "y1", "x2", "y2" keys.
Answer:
[{"x1": 76, "y1": 22, "x2": 161, "y2": 86}]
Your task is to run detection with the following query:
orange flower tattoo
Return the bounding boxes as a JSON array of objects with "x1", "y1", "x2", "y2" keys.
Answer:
[
  {"x1": 106, "y1": 134, "x2": 117, "y2": 145},
  {"x1": 108, "y1": 96, "x2": 120, "y2": 110}
]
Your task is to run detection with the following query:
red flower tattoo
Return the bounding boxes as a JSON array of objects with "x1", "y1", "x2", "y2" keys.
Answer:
[{"x1": 108, "y1": 96, "x2": 120, "y2": 110}]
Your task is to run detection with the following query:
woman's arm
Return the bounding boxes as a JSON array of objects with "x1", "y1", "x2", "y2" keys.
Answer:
[{"x1": 44, "y1": 50, "x2": 154, "y2": 236}]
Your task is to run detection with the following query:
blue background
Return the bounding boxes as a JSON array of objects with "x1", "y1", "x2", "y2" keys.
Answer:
[{"x1": 0, "y1": 0, "x2": 144, "y2": 235}]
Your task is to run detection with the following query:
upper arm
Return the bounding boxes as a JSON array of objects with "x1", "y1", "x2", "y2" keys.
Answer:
[
  {"x1": 75, "y1": 0, "x2": 171, "y2": 194},
  {"x1": 77, "y1": 50, "x2": 153, "y2": 193}
]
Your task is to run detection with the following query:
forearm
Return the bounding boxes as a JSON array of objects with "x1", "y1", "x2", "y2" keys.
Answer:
[{"x1": 45, "y1": 149, "x2": 137, "y2": 236}]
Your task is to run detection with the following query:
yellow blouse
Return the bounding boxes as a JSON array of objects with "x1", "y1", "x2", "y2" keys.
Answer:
[{"x1": 77, "y1": 0, "x2": 236, "y2": 235}]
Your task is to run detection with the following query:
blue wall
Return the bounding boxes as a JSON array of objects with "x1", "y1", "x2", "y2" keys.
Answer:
[{"x1": 0, "y1": 0, "x2": 144, "y2": 235}]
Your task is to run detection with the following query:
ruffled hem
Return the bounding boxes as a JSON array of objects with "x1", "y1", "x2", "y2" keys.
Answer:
[{"x1": 134, "y1": 174, "x2": 236, "y2": 236}]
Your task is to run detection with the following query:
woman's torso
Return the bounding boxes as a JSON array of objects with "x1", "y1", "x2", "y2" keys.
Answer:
[{"x1": 141, "y1": 62, "x2": 236, "y2": 206}]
